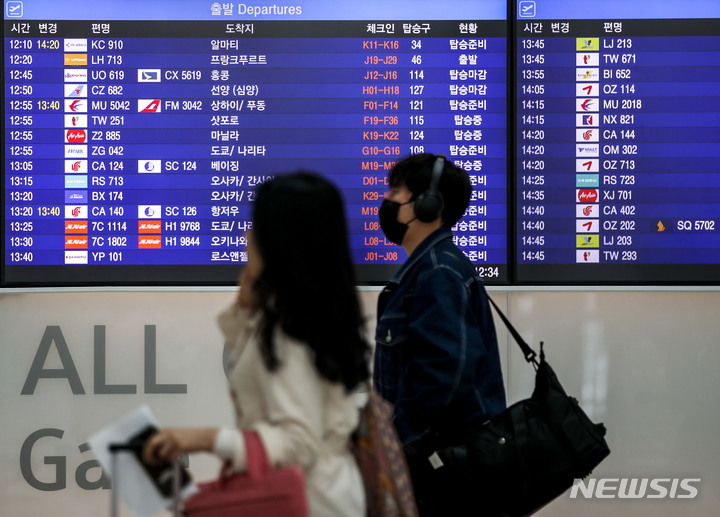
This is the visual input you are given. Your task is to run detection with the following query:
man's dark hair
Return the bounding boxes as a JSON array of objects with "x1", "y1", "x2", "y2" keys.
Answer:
[{"x1": 388, "y1": 153, "x2": 472, "y2": 227}]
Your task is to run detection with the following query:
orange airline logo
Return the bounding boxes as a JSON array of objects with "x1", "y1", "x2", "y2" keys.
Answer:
[
  {"x1": 64, "y1": 54, "x2": 88, "y2": 66},
  {"x1": 138, "y1": 221, "x2": 162, "y2": 233},
  {"x1": 65, "y1": 236, "x2": 88, "y2": 249},
  {"x1": 65, "y1": 221, "x2": 88, "y2": 233},
  {"x1": 139, "y1": 236, "x2": 162, "y2": 248}
]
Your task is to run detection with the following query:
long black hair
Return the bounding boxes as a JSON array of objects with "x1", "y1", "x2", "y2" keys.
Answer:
[{"x1": 250, "y1": 171, "x2": 370, "y2": 392}]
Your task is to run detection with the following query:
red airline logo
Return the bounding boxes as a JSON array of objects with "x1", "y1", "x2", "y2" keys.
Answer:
[
  {"x1": 66, "y1": 130, "x2": 87, "y2": 143},
  {"x1": 139, "y1": 99, "x2": 161, "y2": 113},
  {"x1": 577, "y1": 189, "x2": 598, "y2": 203}
]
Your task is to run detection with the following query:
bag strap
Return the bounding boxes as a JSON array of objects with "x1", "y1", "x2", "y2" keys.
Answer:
[
  {"x1": 220, "y1": 430, "x2": 271, "y2": 483},
  {"x1": 243, "y1": 430, "x2": 272, "y2": 479},
  {"x1": 487, "y1": 295, "x2": 540, "y2": 367}
]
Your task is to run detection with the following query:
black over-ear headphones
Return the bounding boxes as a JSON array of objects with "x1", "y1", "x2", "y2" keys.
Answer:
[{"x1": 413, "y1": 154, "x2": 445, "y2": 222}]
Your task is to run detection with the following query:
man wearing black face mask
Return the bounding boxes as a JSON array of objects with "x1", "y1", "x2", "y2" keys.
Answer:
[{"x1": 374, "y1": 153, "x2": 506, "y2": 517}]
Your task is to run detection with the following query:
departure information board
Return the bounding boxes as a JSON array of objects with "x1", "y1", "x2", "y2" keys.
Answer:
[
  {"x1": 515, "y1": 0, "x2": 720, "y2": 284},
  {"x1": 2, "y1": 1, "x2": 509, "y2": 286},
  {"x1": 10, "y1": 0, "x2": 720, "y2": 288}
]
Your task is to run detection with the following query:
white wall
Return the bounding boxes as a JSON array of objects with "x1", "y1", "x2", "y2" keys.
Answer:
[
  {"x1": 500, "y1": 290, "x2": 720, "y2": 517},
  {"x1": 1, "y1": 288, "x2": 718, "y2": 516}
]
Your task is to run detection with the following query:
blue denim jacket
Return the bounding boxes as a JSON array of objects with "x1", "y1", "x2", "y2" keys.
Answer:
[{"x1": 373, "y1": 228, "x2": 506, "y2": 444}]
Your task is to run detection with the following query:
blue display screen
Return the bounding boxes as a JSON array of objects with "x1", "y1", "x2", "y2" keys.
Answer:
[
  {"x1": 3, "y1": 1, "x2": 509, "y2": 286},
  {"x1": 514, "y1": 0, "x2": 720, "y2": 283},
  {"x1": 7, "y1": 0, "x2": 720, "y2": 286}
]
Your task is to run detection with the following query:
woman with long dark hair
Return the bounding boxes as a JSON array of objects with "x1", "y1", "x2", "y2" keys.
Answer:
[{"x1": 144, "y1": 172, "x2": 370, "y2": 517}]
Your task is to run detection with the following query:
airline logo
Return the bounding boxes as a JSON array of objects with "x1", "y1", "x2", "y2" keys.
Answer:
[
  {"x1": 138, "y1": 221, "x2": 162, "y2": 233},
  {"x1": 64, "y1": 69, "x2": 88, "y2": 82},
  {"x1": 576, "y1": 159, "x2": 599, "y2": 172},
  {"x1": 576, "y1": 53, "x2": 599, "y2": 67},
  {"x1": 139, "y1": 236, "x2": 162, "y2": 249},
  {"x1": 65, "y1": 114, "x2": 87, "y2": 128},
  {"x1": 138, "y1": 205, "x2": 162, "y2": 218},
  {"x1": 576, "y1": 250, "x2": 600, "y2": 263},
  {"x1": 576, "y1": 174, "x2": 599, "y2": 188},
  {"x1": 64, "y1": 54, "x2": 88, "y2": 66},
  {"x1": 65, "y1": 159, "x2": 87, "y2": 173},
  {"x1": 576, "y1": 235, "x2": 599, "y2": 248},
  {"x1": 65, "y1": 236, "x2": 89, "y2": 249},
  {"x1": 65, "y1": 221, "x2": 89, "y2": 234},
  {"x1": 576, "y1": 83, "x2": 598, "y2": 97},
  {"x1": 576, "y1": 144, "x2": 599, "y2": 157},
  {"x1": 576, "y1": 128, "x2": 599, "y2": 142},
  {"x1": 577, "y1": 114, "x2": 598, "y2": 127},
  {"x1": 64, "y1": 39, "x2": 88, "y2": 52},
  {"x1": 138, "y1": 99, "x2": 161, "y2": 113},
  {"x1": 65, "y1": 205, "x2": 88, "y2": 219},
  {"x1": 576, "y1": 219, "x2": 599, "y2": 233},
  {"x1": 64, "y1": 190, "x2": 88, "y2": 203},
  {"x1": 576, "y1": 38, "x2": 599, "y2": 51},
  {"x1": 577, "y1": 189, "x2": 599, "y2": 203},
  {"x1": 65, "y1": 99, "x2": 87, "y2": 113},
  {"x1": 138, "y1": 160, "x2": 162, "y2": 173},
  {"x1": 576, "y1": 204, "x2": 599, "y2": 218},
  {"x1": 64, "y1": 145, "x2": 88, "y2": 158},
  {"x1": 66, "y1": 129, "x2": 87, "y2": 143},
  {"x1": 65, "y1": 84, "x2": 87, "y2": 97},
  {"x1": 576, "y1": 68, "x2": 599, "y2": 81},
  {"x1": 576, "y1": 98, "x2": 598, "y2": 112},
  {"x1": 138, "y1": 69, "x2": 161, "y2": 82},
  {"x1": 65, "y1": 175, "x2": 88, "y2": 189},
  {"x1": 65, "y1": 251, "x2": 88, "y2": 264}
]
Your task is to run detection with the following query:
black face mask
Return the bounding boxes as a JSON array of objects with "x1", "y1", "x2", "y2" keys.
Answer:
[{"x1": 379, "y1": 199, "x2": 414, "y2": 245}]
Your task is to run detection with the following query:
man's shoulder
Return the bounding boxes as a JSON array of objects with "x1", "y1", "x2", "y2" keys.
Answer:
[
  {"x1": 406, "y1": 243, "x2": 477, "y2": 292},
  {"x1": 430, "y1": 239, "x2": 474, "y2": 272},
  {"x1": 396, "y1": 229, "x2": 478, "y2": 286}
]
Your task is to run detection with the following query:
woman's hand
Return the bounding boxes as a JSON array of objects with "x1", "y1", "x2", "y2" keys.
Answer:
[{"x1": 142, "y1": 428, "x2": 218, "y2": 465}]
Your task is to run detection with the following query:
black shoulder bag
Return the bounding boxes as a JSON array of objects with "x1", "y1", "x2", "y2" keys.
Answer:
[{"x1": 423, "y1": 296, "x2": 611, "y2": 517}]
